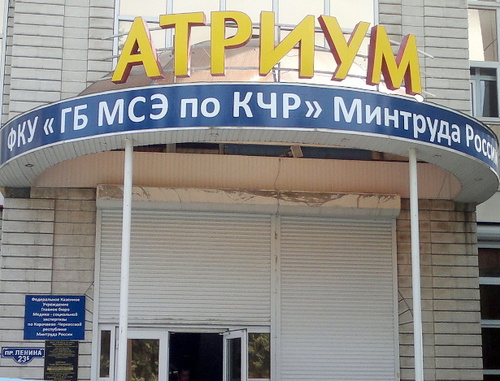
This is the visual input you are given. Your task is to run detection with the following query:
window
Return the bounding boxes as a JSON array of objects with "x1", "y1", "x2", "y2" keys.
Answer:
[
  {"x1": 99, "y1": 330, "x2": 111, "y2": 378},
  {"x1": 469, "y1": 4, "x2": 500, "y2": 118},
  {"x1": 478, "y1": 225, "x2": 500, "y2": 380},
  {"x1": 97, "y1": 327, "x2": 116, "y2": 381},
  {"x1": 248, "y1": 333, "x2": 270, "y2": 380},
  {"x1": 471, "y1": 67, "x2": 499, "y2": 117},
  {"x1": 115, "y1": 0, "x2": 375, "y2": 46},
  {"x1": 113, "y1": 0, "x2": 376, "y2": 81}
]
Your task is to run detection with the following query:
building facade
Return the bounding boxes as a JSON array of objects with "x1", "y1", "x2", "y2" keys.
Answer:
[{"x1": 0, "y1": 1, "x2": 499, "y2": 381}]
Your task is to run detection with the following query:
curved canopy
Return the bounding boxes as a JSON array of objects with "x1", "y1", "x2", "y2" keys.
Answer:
[
  {"x1": 0, "y1": 81, "x2": 497, "y2": 203},
  {"x1": 1, "y1": 42, "x2": 498, "y2": 203}
]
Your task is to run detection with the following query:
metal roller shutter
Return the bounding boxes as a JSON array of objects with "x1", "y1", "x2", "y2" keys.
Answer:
[
  {"x1": 99, "y1": 209, "x2": 273, "y2": 326},
  {"x1": 98, "y1": 208, "x2": 397, "y2": 379},
  {"x1": 279, "y1": 216, "x2": 397, "y2": 380}
]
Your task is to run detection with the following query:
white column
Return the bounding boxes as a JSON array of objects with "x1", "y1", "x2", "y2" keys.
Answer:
[
  {"x1": 116, "y1": 139, "x2": 134, "y2": 381},
  {"x1": 409, "y1": 148, "x2": 424, "y2": 381}
]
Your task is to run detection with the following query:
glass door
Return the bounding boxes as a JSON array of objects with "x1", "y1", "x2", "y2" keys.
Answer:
[
  {"x1": 223, "y1": 329, "x2": 248, "y2": 381},
  {"x1": 97, "y1": 327, "x2": 269, "y2": 381},
  {"x1": 127, "y1": 330, "x2": 168, "y2": 381}
]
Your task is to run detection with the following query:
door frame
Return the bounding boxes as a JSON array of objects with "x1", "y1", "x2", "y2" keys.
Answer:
[
  {"x1": 223, "y1": 329, "x2": 248, "y2": 381},
  {"x1": 127, "y1": 329, "x2": 169, "y2": 381},
  {"x1": 95, "y1": 327, "x2": 169, "y2": 381},
  {"x1": 94, "y1": 326, "x2": 273, "y2": 381}
]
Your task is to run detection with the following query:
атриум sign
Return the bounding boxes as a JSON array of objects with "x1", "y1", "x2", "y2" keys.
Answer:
[
  {"x1": 0, "y1": 12, "x2": 497, "y2": 202},
  {"x1": 112, "y1": 11, "x2": 422, "y2": 95}
]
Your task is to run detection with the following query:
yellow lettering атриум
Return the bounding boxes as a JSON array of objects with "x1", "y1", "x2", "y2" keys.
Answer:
[
  {"x1": 366, "y1": 25, "x2": 422, "y2": 95},
  {"x1": 111, "y1": 11, "x2": 422, "y2": 95},
  {"x1": 211, "y1": 11, "x2": 253, "y2": 75},
  {"x1": 259, "y1": 12, "x2": 315, "y2": 78},
  {"x1": 111, "y1": 17, "x2": 164, "y2": 84},
  {"x1": 319, "y1": 16, "x2": 370, "y2": 81},
  {"x1": 160, "y1": 12, "x2": 206, "y2": 77}
]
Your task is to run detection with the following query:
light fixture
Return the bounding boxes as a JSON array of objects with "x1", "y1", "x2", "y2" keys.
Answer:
[{"x1": 290, "y1": 145, "x2": 303, "y2": 158}]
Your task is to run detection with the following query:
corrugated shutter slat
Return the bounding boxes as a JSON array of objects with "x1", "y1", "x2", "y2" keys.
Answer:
[
  {"x1": 99, "y1": 209, "x2": 396, "y2": 380},
  {"x1": 99, "y1": 210, "x2": 272, "y2": 326},
  {"x1": 279, "y1": 216, "x2": 396, "y2": 380}
]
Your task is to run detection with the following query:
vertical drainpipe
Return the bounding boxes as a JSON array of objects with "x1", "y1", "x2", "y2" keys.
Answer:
[
  {"x1": 409, "y1": 148, "x2": 424, "y2": 381},
  {"x1": 116, "y1": 139, "x2": 134, "y2": 380}
]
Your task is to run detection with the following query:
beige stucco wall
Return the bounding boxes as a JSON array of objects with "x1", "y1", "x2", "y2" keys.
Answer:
[
  {"x1": 2, "y1": 0, "x2": 114, "y2": 122},
  {"x1": 397, "y1": 199, "x2": 482, "y2": 381},
  {"x1": 0, "y1": 188, "x2": 96, "y2": 379},
  {"x1": 379, "y1": 0, "x2": 471, "y2": 113}
]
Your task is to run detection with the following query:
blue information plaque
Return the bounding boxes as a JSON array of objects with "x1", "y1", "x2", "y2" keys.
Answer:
[{"x1": 24, "y1": 295, "x2": 85, "y2": 341}]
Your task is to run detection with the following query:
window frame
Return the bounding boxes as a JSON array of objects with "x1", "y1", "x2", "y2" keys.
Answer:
[
  {"x1": 478, "y1": 225, "x2": 500, "y2": 378},
  {"x1": 96, "y1": 325, "x2": 116, "y2": 381},
  {"x1": 470, "y1": 64, "x2": 500, "y2": 119},
  {"x1": 469, "y1": 1, "x2": 500, "y2": 121},
  {"x1": 112, "y1": 0, "x2": 378, "y2": 62},
  {"x1": 94, "y1": 325, "x2": 270, "y2": 381}
]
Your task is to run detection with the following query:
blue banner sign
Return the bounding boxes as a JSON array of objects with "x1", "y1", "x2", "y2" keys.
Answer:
[
  {"x1": 1, "y1": 347, "x2": 45, "y2": 364},
  {"x1": 1, "y1": 83, "x2": 497, "y2": 172},
  {"x1": 24, "y1": 295, "x2": 85, "y2": 341}
]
